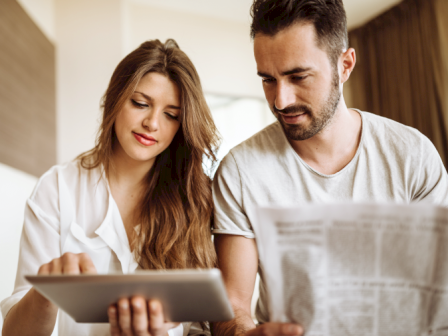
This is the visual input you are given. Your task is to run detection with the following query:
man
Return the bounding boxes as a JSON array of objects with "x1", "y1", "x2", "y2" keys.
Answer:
[{"x1": 211, "y1": 0, "x2": 448, "y2": 336}]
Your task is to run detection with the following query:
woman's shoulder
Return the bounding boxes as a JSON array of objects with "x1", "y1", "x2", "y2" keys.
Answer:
[{"x1": 30, "y1": 160, "x2": 103, "y2": 202}]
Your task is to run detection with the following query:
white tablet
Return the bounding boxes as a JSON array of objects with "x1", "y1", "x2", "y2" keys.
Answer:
[{"x1": 26, "y1": 269, "x2": 234, "y2": 323}]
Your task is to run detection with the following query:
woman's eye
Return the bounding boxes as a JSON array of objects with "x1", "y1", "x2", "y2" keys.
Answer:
[
  {"x1": 131, "y1": 99, "x2": 148, "y2": 108},
  {"x1": 165, "y1": 112, "x2": 179, "y2": 121}
]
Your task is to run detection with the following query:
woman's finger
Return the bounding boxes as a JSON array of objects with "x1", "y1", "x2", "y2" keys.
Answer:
[
  {"x1": 108, "y1": 305, "x2": 121, "y2": 336},
  {"x1": 118, "y1": 298, "x2": 133, "y2": 336},
  {"x1": 78, "y1": 253, "x2": 97, "y2": 274},
  {"x1": 37, "y1": 263, "x2": 50, "y2": 275},
  {"x1": 131, "y1": 296, "x2": 149, "y2": 336},
  {"x1": 61, "y1": 253, "x2": 81, "y2": 275},
  {"x1": 49, "y1": 257, "x2": 62, "y2": 274},
  {"x1": 147, "y1": 300, "x2": 165, "y2": 336}
]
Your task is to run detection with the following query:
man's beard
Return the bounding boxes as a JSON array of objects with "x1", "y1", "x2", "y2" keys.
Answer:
[{"x1": 274, "y1": 70, "x2": 341, "y2": 141}]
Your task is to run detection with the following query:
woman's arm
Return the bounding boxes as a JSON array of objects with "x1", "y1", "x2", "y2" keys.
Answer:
[
  {"x1": 2, "y1": 288, "x2": 58, "y2": 336},
  {"x1": 2, "y1": 252, "x2": 97, "y2": 336}
]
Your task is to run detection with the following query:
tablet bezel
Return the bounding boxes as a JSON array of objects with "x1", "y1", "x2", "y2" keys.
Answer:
[{"x1": 26, "y1": 269, "x2": 234, "y2": 323}]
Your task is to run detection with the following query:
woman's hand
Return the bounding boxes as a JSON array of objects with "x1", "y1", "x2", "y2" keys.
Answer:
[
  {"x1": 38, "y1": 252, "x2": 97, "y2": 276},
  {"x1": 108, "y1": 297, "x2": 179, "y2": 336}
]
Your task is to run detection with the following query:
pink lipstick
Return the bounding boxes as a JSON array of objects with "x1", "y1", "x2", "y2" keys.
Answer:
[{"x1": 133, "y1": 132, "x2": 157, "y2": 146}]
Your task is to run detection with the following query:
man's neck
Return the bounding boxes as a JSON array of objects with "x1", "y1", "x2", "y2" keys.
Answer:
[{"x1": 288, "y1": 104, "x2": 362, "y2": 175}]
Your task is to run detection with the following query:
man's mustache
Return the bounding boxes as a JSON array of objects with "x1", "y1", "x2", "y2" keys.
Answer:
[{"x1": 273, "y1": 104, "x2": 312, "y2": 115}]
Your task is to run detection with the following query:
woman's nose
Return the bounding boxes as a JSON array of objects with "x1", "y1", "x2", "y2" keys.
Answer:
[{"x1": 142, "y1": 110, "x2": 159, "y2": 132}]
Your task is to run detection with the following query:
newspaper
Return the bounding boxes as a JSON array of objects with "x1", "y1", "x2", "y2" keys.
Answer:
[{"x1": 253, "y1": 203, "x2": 448, "y2": 336}]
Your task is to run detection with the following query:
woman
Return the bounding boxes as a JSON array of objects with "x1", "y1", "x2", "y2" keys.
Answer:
[{"x1": 1, "y1": 39, "x2": 219, "y2": 336}]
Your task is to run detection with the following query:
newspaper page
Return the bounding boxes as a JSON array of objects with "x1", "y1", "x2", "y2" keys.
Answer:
[{"x1": 253, "y1": 203, "x2": 448, "y2": 336}]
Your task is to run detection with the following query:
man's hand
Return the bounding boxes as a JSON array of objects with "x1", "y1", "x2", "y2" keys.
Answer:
[
  {"x1": 246, "y1": 323, "x2": 303, "y2": 336},
  {"x1": 108, "y1": 298, "x2": 179, "y2": 336}
]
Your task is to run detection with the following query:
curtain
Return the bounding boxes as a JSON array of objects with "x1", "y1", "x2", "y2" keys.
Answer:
[{"x1": 344, "y1": 0, "x2": 448, "y2": 166}]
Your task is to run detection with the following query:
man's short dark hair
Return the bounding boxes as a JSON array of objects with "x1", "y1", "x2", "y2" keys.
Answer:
[{"x1": 250, "y1": 0, "x2": 348, "y2": 66}]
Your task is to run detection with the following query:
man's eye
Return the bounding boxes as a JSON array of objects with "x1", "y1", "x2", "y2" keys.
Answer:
[
  {"x1": 131, "y1": 99, "x2": 148, "y2": 108},
  {"x1": 262, "y1": 78, "x2": 275, "y2": 84},
  {"x1": 292, "y1": 76, "x2": 306, "y2": 81}
]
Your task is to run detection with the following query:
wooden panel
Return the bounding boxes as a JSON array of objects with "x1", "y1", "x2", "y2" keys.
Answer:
[{"x1": 0, "y1": 0, "x2": 56, "y2": 177}]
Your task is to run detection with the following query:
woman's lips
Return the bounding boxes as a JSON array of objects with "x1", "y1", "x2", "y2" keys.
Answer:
[{"x1": 133, "y1": 132, "x2": 157, "y2": 146}]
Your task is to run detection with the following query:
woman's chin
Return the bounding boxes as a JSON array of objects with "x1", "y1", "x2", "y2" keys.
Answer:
[{"x1": 117, "y1": 149, "x2": 158, "y2": 165}]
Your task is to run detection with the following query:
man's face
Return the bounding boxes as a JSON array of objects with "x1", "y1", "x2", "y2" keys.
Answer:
[{"x1": 254, "y1": 23, "x2": 341, "y2": 141}]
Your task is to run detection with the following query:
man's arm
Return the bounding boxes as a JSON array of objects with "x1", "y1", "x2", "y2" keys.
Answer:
[
  {"x1": 211, "y1": 235, "x2": 258, "y2": 336},
  {"x1": 211, "y1": 235, "x2": 304, "y2": 336}
]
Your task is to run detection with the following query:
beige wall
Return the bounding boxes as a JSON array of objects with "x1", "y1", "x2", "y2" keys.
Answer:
[
  {"x1": 128, "y1": 3, "x2": 263, "y2": 100},
  {"x1": 55, "y1": 0, "x2": 125, "y2": 163},
  {"x1": 0, "y1": 0, "x2": 56, "y2": 177},
  {"x1": 16, "y1": 0, "x2": 55, "y2": 43}
]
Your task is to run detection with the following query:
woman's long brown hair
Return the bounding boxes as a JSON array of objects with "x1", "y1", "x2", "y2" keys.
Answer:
[{"x1": 78, "y1": 39, "x2": 219, "y2": 269}]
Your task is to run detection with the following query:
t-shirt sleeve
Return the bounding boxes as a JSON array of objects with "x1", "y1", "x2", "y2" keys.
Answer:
[
  {"x1": 212, "y1": 152, "x2": 254, "y2": 238},
  {"x1": 0, "y1": 169, "x2": 61, "y2": 321},
  {"x1": 412, "y1": 136, "x2": 448, "y2": 206}
]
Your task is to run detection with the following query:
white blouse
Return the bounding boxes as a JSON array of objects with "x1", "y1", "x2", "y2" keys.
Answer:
[{"x1": 1, "y1": 161, "x2": 206, "y2": 336}]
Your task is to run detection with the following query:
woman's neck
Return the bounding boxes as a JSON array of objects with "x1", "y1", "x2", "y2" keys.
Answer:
[
  {"x1": 107, "y1": 145, "x2": 155, "y2": 248},
  {"x1": 108, "y1": 144, "x2": 155, "y2": 192}
]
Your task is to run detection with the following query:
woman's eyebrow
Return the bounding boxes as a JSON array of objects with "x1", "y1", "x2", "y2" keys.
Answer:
[{"x1": 134, "y1": 91, "x2": 180, "y2": 110}]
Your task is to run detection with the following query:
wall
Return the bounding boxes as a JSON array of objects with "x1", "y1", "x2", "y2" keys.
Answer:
[
  {"x1": 16, "y1": 0, "x2": 55, "y2": 42},
  {"x1": 55, "y1": 0, "x2": 126, "y2": 164},
  {"x1": 0, "y1": 0, "x2": 56, "y2": 177},
  {"x1": 128, "y1": 3, "x2": 263, "y2": 100}
]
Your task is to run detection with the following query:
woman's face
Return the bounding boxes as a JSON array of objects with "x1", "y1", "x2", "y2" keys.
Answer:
[{"x1": 114, "y1": 72, "x2": 181, "y2": 165}]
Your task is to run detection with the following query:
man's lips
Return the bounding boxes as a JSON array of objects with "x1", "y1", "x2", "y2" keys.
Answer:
[
  {"x1": 280, "y1": 112, "x2": 307, "y2": 124},
  {"x1": 133, "y1": 132, "x2": 157, "y2": 146}
]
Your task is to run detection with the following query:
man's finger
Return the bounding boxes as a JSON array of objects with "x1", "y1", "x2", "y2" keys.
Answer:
[
  {"x1": 280, "y1": 324, "x2": 303, "y2": 335},
  {"x1": 246, "y1": 323, "x2": 303, "y2": 336},
  {"x1": 148, "y1": 299, "x2": 165, "y2": 336},
  {"x1": 108, "y1": 305, "x2": 121, "y2": 336},
  {"x1": 131, "y1": 296, "x2": 149, "y2": 336}
]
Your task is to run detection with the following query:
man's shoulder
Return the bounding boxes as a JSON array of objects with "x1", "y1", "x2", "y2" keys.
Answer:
[
  {"x1": 361, "y1": 110, "x2": 432, "y2": 151},
  {"x1": 216, "y1": 121, "x2": 287, "y2": 179},
  {"x1": 228, "y1": 121, "x2": 286, "y2": 160}
]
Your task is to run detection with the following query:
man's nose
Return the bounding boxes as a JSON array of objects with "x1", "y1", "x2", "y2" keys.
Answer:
[{"x1": 275, "y1": 83, "x2": 295, "y2": 111}]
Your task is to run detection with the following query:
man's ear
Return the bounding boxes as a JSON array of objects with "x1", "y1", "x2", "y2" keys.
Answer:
[{"x1": 339, "y1": 48, "x2": 356, "y2": 84}]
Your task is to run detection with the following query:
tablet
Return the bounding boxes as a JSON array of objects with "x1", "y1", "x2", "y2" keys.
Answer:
[{"x1": 26, "y1": 269, "x2": 234, "y2": 323}]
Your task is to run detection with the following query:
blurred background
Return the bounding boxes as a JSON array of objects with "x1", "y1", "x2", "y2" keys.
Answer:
[{"x1": 1, "y1": 0, "x2": 447, "y2": 331}]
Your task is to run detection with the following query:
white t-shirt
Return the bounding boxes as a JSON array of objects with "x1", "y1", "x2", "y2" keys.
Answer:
[
  {"x1": 1, "y1": 161, "x2": 204, "y2": 336},
  {"x1": 212, "y1": 110, "x2": 448, "y2": 323}
]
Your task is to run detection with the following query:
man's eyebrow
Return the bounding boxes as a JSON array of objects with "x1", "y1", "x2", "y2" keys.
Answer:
[
  {"x1": 257, "y1": 67, "x2": 312, "y2": 78},
  {"x1": 257, "y1": 71, "x2": 273, "y2": 78},
  {"x1": 134, "y1": 91, "x2": 180, "y2": 110},
  {"x1": 282, "y1": 67, "x2": 312, "y2": 76}
]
